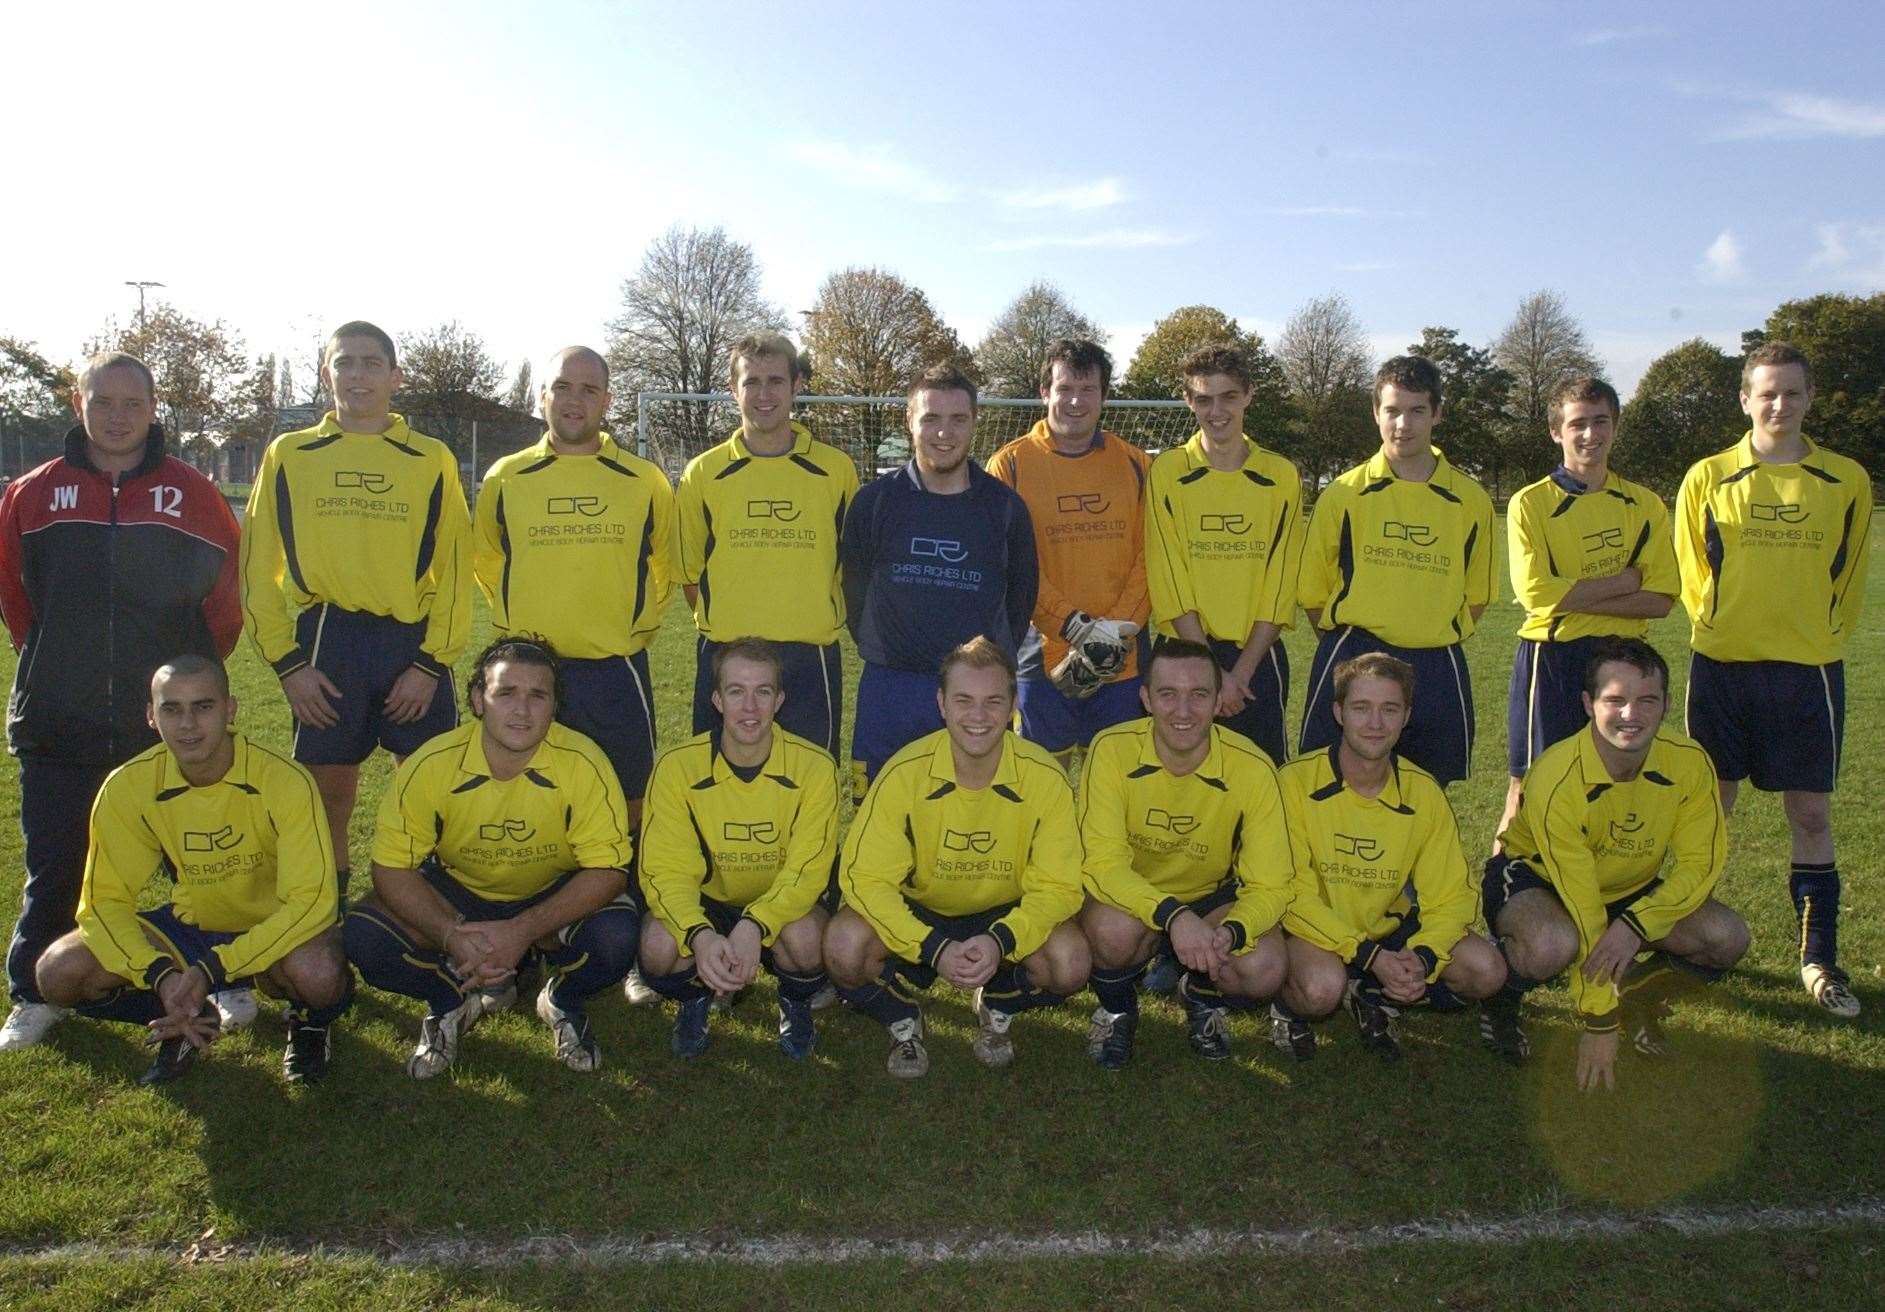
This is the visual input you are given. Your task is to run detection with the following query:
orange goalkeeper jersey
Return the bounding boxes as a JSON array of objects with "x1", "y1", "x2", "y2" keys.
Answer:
[{"x1": 987, "y1": 421, "x2": 1151, "y2": 677}]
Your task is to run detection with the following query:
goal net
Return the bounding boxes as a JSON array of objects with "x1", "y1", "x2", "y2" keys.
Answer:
[{"x1": 631, "y1": 392, "x2": 1196, "y2": 481}]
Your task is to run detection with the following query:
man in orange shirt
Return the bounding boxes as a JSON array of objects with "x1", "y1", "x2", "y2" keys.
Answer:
[{"x1": 988, "y1": 339, "x2": 1150, "y2": 765}]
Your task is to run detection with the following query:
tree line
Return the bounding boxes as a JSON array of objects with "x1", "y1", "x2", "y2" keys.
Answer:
[{"x1": 3, "y1": 223, "x2": 1881, "y2": 496}]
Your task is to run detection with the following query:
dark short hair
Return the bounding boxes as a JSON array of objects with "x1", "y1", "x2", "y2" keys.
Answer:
[
  {"x1": 939, "y1": 635, "x2": 1017, "y2": 697},
  {"x1": 1039, "y1": 338, "x2": 1113, "y2": 396},
  {"x1": 1548, "y1": 375, "x2": 1620, "y2": 431},
  {"x1": 468, "y1": 635, "x2": 562, "y2": 712},
  {"x1": 1583, "y1": 637, "x2": 1669, "y2": 698},
  {"x1": 1178, "y1": 342, "x2": 1253, "y2": 394},
  {"x1": 325, "y1": 321, "x2": 398, "y2": 369},
  {"x1": 1333, "y1": 652, "x2": 1414, "y2": 706},
  {"x1": 1741, "y1": 340, "x2": 1813, "y2": 393},
  {"x1": 713, "y1": 636, "x2": 785, "y2": 690},
  {"x1": 151, "y1": 653, "x2": 229, "y2": 699},
  {"x1": 907, "y1": 363, "x2": 978, "y2": 414},
  {"x1": 1145, "y1": 637, "x2": 1221, "y2": 691},
  {"x1": 77, "y1": 351, "x2": 156, "y2": 401},
  {"x1": 1373, "y1": 355, "x2": 1443, "y2": 411},
  {"x1": 729, "y1": 331, "x2": 804, "y2": 391}
]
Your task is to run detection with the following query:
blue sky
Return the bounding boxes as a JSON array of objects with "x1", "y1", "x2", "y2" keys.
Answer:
[{"x1": 6, "y1": 0, "x2": 1883, "y2": 396}]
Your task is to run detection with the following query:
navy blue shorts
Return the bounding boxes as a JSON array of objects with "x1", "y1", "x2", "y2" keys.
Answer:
[
  {"x1": 1506, "y1": 636, "x2": 1605, "y2": 777},
  {"x1": 418, "y1": 859, "x2": 636, "y2": 938},
  {"x1": 692, "y1": 637, "x2": 843, "y2": 760},
  {"x1": 1686, "y1": 652, "x2": 1844, "y2": 793},
  {"x1": 894, "y1": 898, "x2": 1020, "y2": 983},
  {"x1": 557, "y1": 651, "x2": 657, "y2": 801},
  {"x1": 291, "y1": 604, "x2": 457, "y2": 766},
  {"x1": 850, "y1": 663, "x2": 944, "y2": 800},
  {"x1": 1016, "y1": 674, "x2": 1143, "y2": 755},
  {"x1": 1298, "y1": 626, "x2": 1473, "y2": 785},
  {"x1": 137, "y1": 903, "x2": 246, "y2": 986},
  {"x1": 1206, "y1": 636, "x2": 1289, "y2": 765},
  {"x1": 1482, "y1": 853, "x2": 1661, "y2": 934}
]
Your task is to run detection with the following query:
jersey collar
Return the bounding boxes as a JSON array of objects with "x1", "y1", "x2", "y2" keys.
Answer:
[
  {"x1": 1182, "y1": 431, "x2": 1259, "y2": 471},
  {"x1": 1574, "y1": 724, "x2": 1677, "y2": 789},
  {"x1": 1133, "y1": 718, "x2": 1230, "y2": 785},
  {"x1": 456, "y1": 722, "x2": 555, "y2": 786},
  {"x1": 154, "y1": 731, "x2": 258, "y2": 795},
  {"x1": 1732, "y1": 429, "x2": 1821, "y2": 469},
  {"x1": 731, "y1": 421, "x2": 814, "y2": 460},
  {"x1": 314, "y1": 411, "x2": 419, "y2": 448},
  {"x1": 709, "y1": 728, "x2": 788, "y2": 783},
  {"x1": 1362, "y1": 444, "x2": 1455, "y2": 486},
  {"x1": 525, "y1": 430, "x2": 626, "y2": 461},
  {"x1": 63, "y1": 423, "x2": 168, "y2": 479},
  {"x1": 1025, "y1": 418, "x2": 1111, "y2": 455},
  {"x1": 927, "y1": 728, "x2": 1023, "y2": 791},
  {"x1": 900, "y1": 457, "x2": 987, "y2": 493},
  {"x1": 1321, "y1": 741, "x2": 1415, "y2": 811}
]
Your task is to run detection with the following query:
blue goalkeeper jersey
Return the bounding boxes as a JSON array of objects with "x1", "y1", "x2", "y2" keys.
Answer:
[{"x1": 841, "y1": 460, "x2": 1038, "y2": 672}]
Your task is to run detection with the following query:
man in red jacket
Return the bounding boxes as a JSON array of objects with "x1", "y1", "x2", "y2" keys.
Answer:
[{"x1": 0, "y1": 352, "x2": 241, "y2": 1050}]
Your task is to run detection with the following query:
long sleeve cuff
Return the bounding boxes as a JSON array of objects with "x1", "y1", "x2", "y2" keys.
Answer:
[
  {"x1": 987, "y1": 919, "x2": 1018, "y2": 960},
  {"x1": 1412, "y1": 946, "x2": 1439, "y2": 980},
  {"x1": 920, "y1": 928, "x2": 953, "y2": 968},
  {"x1": 272, "y1": 647, "x2": 312, "y2": 678},
  {"x1": 410, "y1": 653, "x2": 448, "y2": 680},
  {"x1": 1151, "y1": 897, "x2": 1184, "y2": 933},
  {"x1": 1222, "y1": 920, "x2": 1248, "y2": 954}
]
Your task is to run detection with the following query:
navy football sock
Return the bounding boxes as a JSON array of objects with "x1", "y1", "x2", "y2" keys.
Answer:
[
  {"x1": 1090, "y1": 964, "x2": 1144, "y2": 1016},
  {"x1": 647, "y1": 965, "x2": 709, "y2": 1004},
  {"x1": 77, "y1": 986, "x2": 164, "y2": 1027},
  {"x1": 775, "y1": 967, "x2": 826, "y2": 1004},
  {"x1": 982, "y1": 962, "x2": 1065, "y2": 1017},
  {"x1": 1789, "y1": 862, "x2": 1840, "y2": 967},
  {"x1": 545, "y1": 901, "x2": 638, "y2": 1010}
]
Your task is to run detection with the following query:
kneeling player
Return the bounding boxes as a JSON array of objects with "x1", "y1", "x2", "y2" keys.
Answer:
[
  {"x1": 1272, "y1": 653, "x2": 1506, "y2": 1061},
  {"x1": 640, "y1": 639, "x2": 840, "y2": 1060},
  {"x1": 1482, "y1": 638, "x2": 1748, "y2": 1091},
  {"x1": 1079, "y1": 639, "x2": 1291, "y2": 1068},
  {"x1": 825, "y1": 638, "x2": 1088, "y2": 1077},
  {"x1": 34, "y1": 657, "x2": 348, "y2": 1085},
  {"x1": 344, "y1": 639, "x2": 636, "y2": 1078}
]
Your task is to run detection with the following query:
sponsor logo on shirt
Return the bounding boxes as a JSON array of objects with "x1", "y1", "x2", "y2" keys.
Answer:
[
  {"x1": 747, "y1": 498, "x2": 801, "y2": 522},
  {"x1": 724, "y1": 820, "x2": 779, "y2": 843},
  {"x1": 1056, "y1": 492, "x2": 1110, "y2": 515},
  {"x1": 1582, "y1": 527, "x2": 1625, "y2": 551},
  {"x1": 942, "y1": 828, "x2": 995, "y2": 854},
  {"x1": 1333, "y1": 833, "x2": 1382, "y2": 860},
  {"x1": 1144, "y1": 808, "x2": 1199, "y2": 834},
  {"x1": 1381, "y1": 521, "x2": 1436, "y2": 547},
  {"x1": 548, "y1": 496, "x2": 607, "y2": 518},
  {"x1": 183, "y1": 825, "x2": 242, "y2": 852},
  {"x1": 333, "y1": 470, "x2": 392, "y2": 494},
  {"x1": 910, "y1": 537, "x2": 968, "y2": 563},
  {"x1": 478, "y1": 819, "x2": 536, "y2": 842},
  {"x1": 1749, "y1": 502, "x2": 1806, "y2": 524},
  {"x1": 1198, "y1": 513, "x2": 1249, "y2": 534}
]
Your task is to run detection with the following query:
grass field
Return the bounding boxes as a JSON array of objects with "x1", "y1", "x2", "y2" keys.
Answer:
[{"x1": 0, "y1": 514, "x2": 1879, "y2": 1309}]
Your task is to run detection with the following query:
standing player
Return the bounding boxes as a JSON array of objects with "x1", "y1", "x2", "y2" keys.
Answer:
[
  {"x1": 1078, "y1": 640, "x2": 1293, "y2": 1068},
  {"x1": 988, "y1": 339, "x2": 1150, "y2": 765},
  {"x1": 1483, "y1": 639, "x2": 1748, "y2": 1090},
  {"x1": 1270, "y1": 653, "x2": 1506, "y2": 1062},
  {"x1": 676, "y1": 332, "x2": 858, "y2": 758},
  {"x1": 474, "y1": 345, "x2": 675, "y2": 815},
  {"x1": 639, "y1": 640, "x2": 840, "y2": 1060},
  {"x1": 825, "y1": 638, "x2": 1088, "y2": 1077},
  {"x1": 1500, "y1": 376, "x2": 1676, "y2": 840},
  {"x1": 841, "y1": 363, "x2": 1037, "y2": 797},
  {"x1": 1145, "y1": 342, "x2": 1304, "y2": 764},
  {"x1": 1297, "y1": 356, "x2": 1494, "y2": 786},
  {"x1": 1674, "y1": 342, "x2": 1871, "y2": 1017},
  {"x1": 0, "y1": 352, "x2": 241, "y2": 1050},
  {"x1": 33, "y1": 657, "x2": 347, "y2": 1084},
  {"x1": 241, "y1": 321, "x2": 470, "y2": 908},
  {"x1": 343, "y1": 639, "x2": 637, "y2": 1077}
]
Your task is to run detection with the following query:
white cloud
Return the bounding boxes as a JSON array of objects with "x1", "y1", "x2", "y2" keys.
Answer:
[
  {"x1": 1698, "y1": 230, "x2": 1745, "y2": 283},
  {"x1": 999, "y1": 178, "x2": 1125, "y2": 211},
  {"x1": 1806, "y1": 221, "x2": 1885, "y2": 284},
  {"x1": 1711, "y1": 90, "x2": 1885, "y2": 141},
  {"x1": 784, "y1": 141, "x2": 958, "y2": 203},
  {"x1": 1574, "y1": 25, "x2": 1662, "y2": 47},
  {"x1": 980, "y1": 229, "x2": 1194, "y2": 253}
]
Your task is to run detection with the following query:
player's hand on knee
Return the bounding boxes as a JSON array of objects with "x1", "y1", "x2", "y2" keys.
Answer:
[
  {"x1": 694, "y1": 932, "x2": 743, "y2": 995},
  {"x1": 383, "y1": 665, "x2": 439, "y2": 725},
  {"x1": 725, "y1": 920, "x2": 764, "y2": 986},
  {"x1": 1577, "y1": 1029, "x2": 1619, "y2": 1093},
  {"x1": 281, "y1": 666, "x2": 343, "y2": 729},
  {"x1": 1168, "y1": 910, "x2": 1223, "y2": 974},
  {"x1": 1584, "y1": 920, "x2": 1643, "y2": 988}
]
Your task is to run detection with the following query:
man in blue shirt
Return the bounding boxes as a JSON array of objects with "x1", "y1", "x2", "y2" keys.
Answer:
[{"x1": 840, "y1": 364, "x2": 1037, "y2": 800}]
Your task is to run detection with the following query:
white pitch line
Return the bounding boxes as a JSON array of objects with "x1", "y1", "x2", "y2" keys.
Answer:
[{"x1": 4, "y1": 1198, "x2": 1883, "y2": 1269}]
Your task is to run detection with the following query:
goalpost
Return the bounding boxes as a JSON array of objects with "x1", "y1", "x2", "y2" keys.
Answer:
[{"x1": 633, "y1": 391, "x2": 1196, "y2": 480}]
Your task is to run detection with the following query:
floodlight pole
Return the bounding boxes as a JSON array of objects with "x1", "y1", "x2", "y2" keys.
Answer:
[{"x1": 125, "y1": 280, "x2": 165, "y2": 335}]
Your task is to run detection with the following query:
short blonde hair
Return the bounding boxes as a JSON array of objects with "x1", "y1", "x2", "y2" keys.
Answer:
[
  {"x1": 728, "y1": 331, "x2": 804, "y2": 391},
  {"x1": 939, "y1": 635, "x2": 1017, "y2": 696},
  {"x1": 1332, "y1": 652, "x2": 1414, "y2": 706}
]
